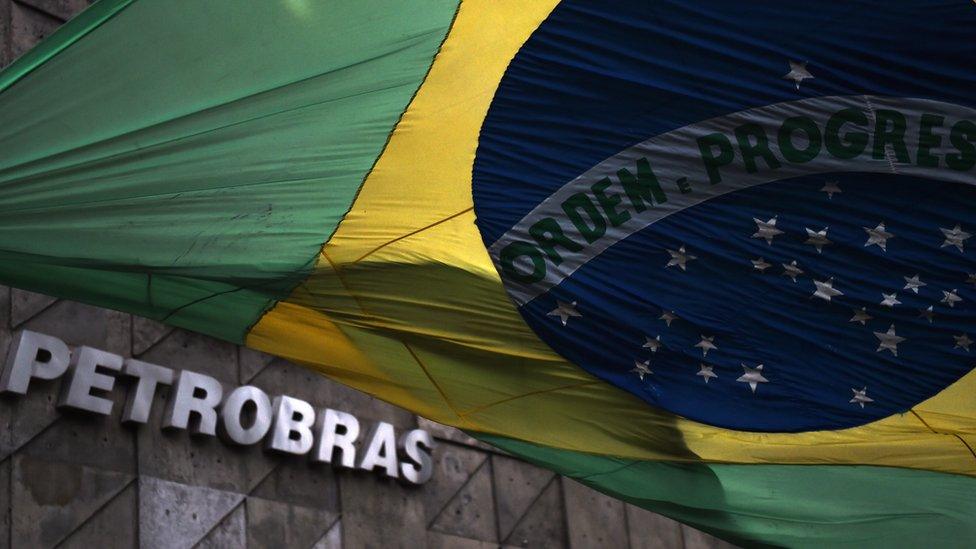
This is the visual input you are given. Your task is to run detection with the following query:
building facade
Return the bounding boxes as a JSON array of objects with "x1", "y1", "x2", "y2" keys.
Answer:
[{"x1": 0, "y1": 2, "x2": 733, "y2": 547}]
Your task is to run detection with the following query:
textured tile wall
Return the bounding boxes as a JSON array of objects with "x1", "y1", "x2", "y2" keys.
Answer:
[{"x1": 0, "y1": 285, "x2": 734, "y2": 548}]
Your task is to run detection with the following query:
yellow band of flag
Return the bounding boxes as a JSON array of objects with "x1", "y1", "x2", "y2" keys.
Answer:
[{"x1": 249, "y1": 0, "x2": 976, "y2": 476}]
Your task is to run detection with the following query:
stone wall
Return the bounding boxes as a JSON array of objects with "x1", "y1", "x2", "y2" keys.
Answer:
[{"x1": 0, "y1": 2, "x2": 734, "y2": 547}]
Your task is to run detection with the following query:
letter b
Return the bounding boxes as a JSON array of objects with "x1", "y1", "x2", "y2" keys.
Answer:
[{"x1": 267, "y1": 396, "x2": 315, "y2": 455}]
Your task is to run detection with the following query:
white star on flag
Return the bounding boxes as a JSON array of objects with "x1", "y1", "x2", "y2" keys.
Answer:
[
  {"x1": 695, "y1": 335, "x2": 717, "y2": 357},
  {"x1": 782, "y1": 260, "x2": 803, "y2": 282},
  {"x1": 863, "y1": 222, "x2": 893, "y2": 251},
  {"x1": 631, "y1": 359, "x2": 653, "y2": 381},
  {"x1": 954, "y1": 333, "x2": 973, "y2": 352},
  {"x1": 782, "y1": 60, "x2": 813, "y2": 90},
  {"x1": 547, "y1": 300, "x2": 581, "y2": 326},
  {"x1": 942, "y1": 289, "x2": 962, "y2": 308},
  {"x1": 874, "y1": 324, "x2": 905, "y2": 356},
  {"x1": 804, "y1": 227, "x2": 831, "y2": 253},
  {"x1": 752, "y1": 217, "x2": 784, "y2": 245},
  {"x1": 660, "y1": 310, "x2": 678, "y2": 326},
  {"x1": 940, "y1": 224, "x2": 971, "y2": 252},
  {"x1": 820, "y1": 181, "x2": 841, "y2": 199},
  {"x1": 812, "y1": 277, "x2": 843, "y2": 302},
  {"x1": 849, "y1": 307, "x2": 872, "y2": 325},
  {"x1": 850, "y1": 387, "x2": 874, "y2": 408},
  {"x1": 737, "y1": 364, "x2": 769, "y2": 393},
  {"x1": 903, "y1": 274, "x2": 925, "y2": 294},
  {"x1": 919, "y1": 305, "x2": 935, "y2": 323},
  {"x1": 697, "y1": 364, "x2": 718, "y2": 384},
  {"x1": 642, "y1": 335, "x2": 661, "y2": 353},
  {"x1": 751, "y1": 258, "x2": 771, "y2": 272},
  {"x1": 666, "y1": 245, "x2": 696, "y2": 270},
  {"x1": 967, "y1": 273, "x2": 976, "y2": 287},
  {"x1": 880, "y1": 292, "x2": 901, "y2": 308}
]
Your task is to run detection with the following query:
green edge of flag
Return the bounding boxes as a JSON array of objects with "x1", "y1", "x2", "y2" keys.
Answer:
[
  {"x1": 0, "y1": 0, "x2": 136, "y2": 95},
  {"x1": 477, "y1": 433, "x2": 976, "y2": 549},
  {"x1": 0, "y1": 0, "x2": 460, "y2": 343}
]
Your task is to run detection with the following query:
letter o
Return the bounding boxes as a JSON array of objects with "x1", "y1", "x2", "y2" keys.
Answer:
[
  {"x1": 777, "y1": 116, "x2": 822, "y2": 163},
  {"x1": 500, "y1": 241, "x2": 547, "y2": 284},
  {"x1": 220, "y1": 385, "x2": 273, "y2": 445}
]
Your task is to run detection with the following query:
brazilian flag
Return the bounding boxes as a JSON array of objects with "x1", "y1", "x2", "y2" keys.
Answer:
[{"x1": 2, "y1": 1, "x2": 976, "y2": 546}]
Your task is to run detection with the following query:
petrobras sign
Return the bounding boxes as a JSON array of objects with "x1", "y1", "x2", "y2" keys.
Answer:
[{"x1": 0, "y1": 330, "x2": 435, "y2": 485}]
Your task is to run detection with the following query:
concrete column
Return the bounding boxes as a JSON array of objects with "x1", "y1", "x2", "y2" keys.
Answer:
[{"x1": 0, "y1": 0, "x2": 11, "y2": 68}]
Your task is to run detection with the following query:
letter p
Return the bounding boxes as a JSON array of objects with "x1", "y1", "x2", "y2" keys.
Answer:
[
  {"x1": 1, "y1": 330, "x2": 70, "y2": 395},
  {"x1": 697, "y1": 132, "x2": 736, "y2": 185}
]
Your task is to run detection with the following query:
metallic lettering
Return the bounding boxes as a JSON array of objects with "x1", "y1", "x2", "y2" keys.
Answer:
[
  {"x1": 220, "y1": 385, "x2": 273, "y2": 445},
  {"x1": 312, "y1": 408, "x2": 360, "y2": 468},
  {"x1": 121, "y1": 359, "x2": 173, "y2": 424},
  {"x1": 58, "y1": 346, "x2": 123, "y2": 415},
  {"x1": 162, "y1": 370, "x2": 223, "y2": 435},
  {"x1": 0, "y1": 330, "x2": 70, "y2": 394},
  {"x1": 399, "y1": 429, "x2": 434, "y2": 485},
  {"x1": 267, "y1": 395, "x2": 315, "y2": 455},
  {"x1": 358, "y1": 421, "x2": 398, "y2": 478}
]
